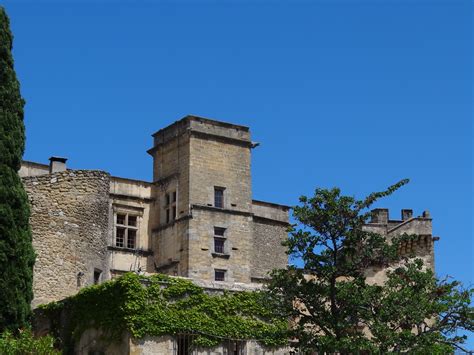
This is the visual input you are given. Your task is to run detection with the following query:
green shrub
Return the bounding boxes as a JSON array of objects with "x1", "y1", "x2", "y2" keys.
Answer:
[{"x1": 0, "y1": 329, "x2": 59, "y2": 355}]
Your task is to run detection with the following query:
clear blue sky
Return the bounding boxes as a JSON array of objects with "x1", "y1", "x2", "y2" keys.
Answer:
[{"x1": 4, "y1": 0, "x2": 473, "y2": 348}]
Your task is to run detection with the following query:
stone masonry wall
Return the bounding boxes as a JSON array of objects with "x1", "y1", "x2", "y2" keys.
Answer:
[
  {"x1": 363, "y1": 213, "x2": 435, "y2": 285},
  {"x1": 23, "y1": 170, "x2": 110, "y2": 307},
  {"x1": 251, "y1": 220, "x2": 288, "y2": 280},
  {"x1": 188, "y1": 209, "x2": 253, "y2": 283},
  {"x1": 189, "y1": 136, "x2": 252, "y2": 212}
]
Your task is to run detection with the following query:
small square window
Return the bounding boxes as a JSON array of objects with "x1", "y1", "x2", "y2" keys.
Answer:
[
  {"x1": 128, "y1": 215, "x2": 137, "y2": 227},
  {"x1": 215, "y1": 269, "x2": 226, "y2": 281},
  {"x1": 117, "y1": 214, "x2": 126, "y2": 225},
  {"x1": 214, "y1": 187, "x2": 224, "y2": 208},
  {"x1": 214, "y1": 227, "x2": 226, "y2": 236}
]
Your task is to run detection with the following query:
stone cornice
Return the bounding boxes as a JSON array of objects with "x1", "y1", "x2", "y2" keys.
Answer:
[
  {"x1": 252, "y1": 215, "x2": 290, "y2": 227},
  {"x1": 109, "y1": 193, "x2": 154, "y2": 204},
  {"x1": 107, "y1": 246, "x2": 153, "y2": 256},
  {"x1": 191, "y1": 204, "x2": 253, "y2": 217}
]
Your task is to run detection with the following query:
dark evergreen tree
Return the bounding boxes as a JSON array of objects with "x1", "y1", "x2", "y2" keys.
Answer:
[{"x1": 0, "y1": 6, "x2": 35, "y2": 331}]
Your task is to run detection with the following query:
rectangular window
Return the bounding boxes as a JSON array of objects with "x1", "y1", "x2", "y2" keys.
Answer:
[
  {"x1": 214, "y1": 187, "x2": 224, "y2": 208},
  {"x1": 127, "y1": 229, "x2": 136, "y2": 249},
  {"x1": 116, "y1": 214, "x2": 126, "y2": 225},
  {"x1": 176, "y1": 335, "x2": 193, "y2": 355},
  {"x1": 214, "y1": 238, "x2": 225, "y2": 254},
  {"x1": 93, "y1": 269, "x2": 102, "y2": 285},
  {"x1": 164, "y1": 190, "x2": 177, "y2": 224},
  {"x1": 115, "y1": 213, "x2": 138, "y2": 250},
  {"x1": 116, "y1": 227, "x2": 125, "y2": 247},
  {"x1": 227, "y1": 341, "x2": 246, "y2": 355},
  {"x1": 128, "y1": 215, "x2": 137, "y2": 227},
  {"x1": 214, "y1": 227, "x2": 226, "y2": 236},
  {"x1": 215, "y1": 269, "x2": 226, "y2": 281}
]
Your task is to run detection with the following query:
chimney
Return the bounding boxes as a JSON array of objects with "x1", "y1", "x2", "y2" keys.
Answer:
[
  {"x1": 49, "y1": 156, "x2": 67, "y2": 174},
  {"x1": 422, "y1": 210, "x2": 431, "y2": 218},
  {"x1": 370, "y1": 208, "x2": 389, "y2": 224},
  {"x1": 401, "y1": 209, "x2": 413, "y2": 221}
]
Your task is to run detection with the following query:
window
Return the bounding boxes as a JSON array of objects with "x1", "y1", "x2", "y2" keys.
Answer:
[
  {"x1": 214, "y1": 227, "x2": 226, "y2": 254},
  {"x1": 214, "y1": 227, "x2": 226, "y2": 236},
  {"x1": 214, "y1": 187, "x2": 225, "y2": 208},
  {"x1": 116, "y1": 227, "x2": 125, "y2": 248},
  {"x1": 115, "y1": 213, "x2": 138, "y2": 249},
  {"x1": 128, "y1": 215, "x2": 137, "y2": 227},
  {"x1": 165, "y1": 190, "x2": 177, "y2": 224},
  {"x1": 116, "y1": 214, "x2": 125, "y2": 225},
  {"x1": 127, "y1": 230, "x2": 136, "y2": 249},
  {"x1": 176, "y1": 334, "x2": 193, "y2": 355},
  {"x1": 215, "y1": 269, "x2": 226, "y2": 281},
  {"x1": 225, "y1": 341, "x2": 246, "y2": 355},
  {"x1": 93, "y1": 269, "x2": 102, "y2": 285},
  {"x1": 214, "y1": 238, "x2": 225, "y2": 254}
]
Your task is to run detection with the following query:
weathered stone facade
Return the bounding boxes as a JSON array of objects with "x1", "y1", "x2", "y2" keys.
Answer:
[
  {"x1": 148, "y1": 117, "x2": 289, "y2": 284},
  {"x1": 23, "y1": 116, "x2": 438, "y2": 354},
  {"x1": 23, "y1": 170, "x2": 110, "y2": 307},
  {"x1": 21, "y1": 116, "x2": 290, "y2": 306},
  {"x1": 364, "y1": 208, "x2": 436, "y2": 284}
]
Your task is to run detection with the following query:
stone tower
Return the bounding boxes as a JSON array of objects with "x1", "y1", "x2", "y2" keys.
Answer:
[{"x1": 148, "y1": 116, "x2": 288, "y2": 283}]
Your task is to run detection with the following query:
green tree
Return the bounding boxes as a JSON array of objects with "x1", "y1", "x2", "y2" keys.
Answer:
[
  {"x1": 267, "y1": 180, "x2": 473, "y2": 353},
  {"x1": 0, "y1": 7, "x2": 36, "y2": 331}
]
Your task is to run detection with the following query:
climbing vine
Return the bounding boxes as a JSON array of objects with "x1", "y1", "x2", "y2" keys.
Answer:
[{"x1": 38, "y1": 273, "x2": 288, "y2": 350}]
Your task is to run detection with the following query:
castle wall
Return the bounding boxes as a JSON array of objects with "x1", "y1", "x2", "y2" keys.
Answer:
[
  {"x1": 23, "y1": 170, "x2": 110, "y2": 307},
  {"x1": 152, "y1": 220, "x2": 190, "y2": 276},
  {"x1": 251, "y1": 200, "x2": 289, "y2": 280},
  {"x1": 151, "y1": 130, "x2": 191, "y2": 224},
  {"x1": 251, "y1": 220, "x2": 288, "y2": 280},
  {"x1": 109, "y1": 177, "x2": 154, "y2": 274},
  {"x1": 19, "y1": 160, "x2": 49, "y2": 177},
  {"x1": 188, "y1": 208, "x2": 253, "y2": 283},
  {"x1": 364, "y1": 210, "x2": 435, "y2": 285},
  {"x1": 189, "y1": 134, "x2": 252, "y2": 212}
]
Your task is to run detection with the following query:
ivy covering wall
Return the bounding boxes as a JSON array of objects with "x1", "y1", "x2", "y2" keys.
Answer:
[{"x1": 38, "y1": 273, "x2": 288, "y2": 351}]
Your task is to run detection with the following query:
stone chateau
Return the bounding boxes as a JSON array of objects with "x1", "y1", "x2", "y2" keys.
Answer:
[
  {"x1": 21, "y1": 116, "x2": 437, "y2": 353},
  {"x1": 21, "y1": 116, "x2": 292, "y2": 307}
]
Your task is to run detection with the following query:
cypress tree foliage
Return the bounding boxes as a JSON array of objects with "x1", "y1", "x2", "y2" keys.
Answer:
[{"x1": 0, "y1": 7, "x2": 35, "y2": 331}]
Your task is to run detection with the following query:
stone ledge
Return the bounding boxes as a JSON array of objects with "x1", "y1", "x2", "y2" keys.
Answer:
[
  {"x1": 191, "y1": 204, "x2": 253, "y2": 217},
  {"x1": 110, "y1": 193, "x2": 154, "y2": 204},
  {"x1": 252, "y1": 215, "x2": 290, "y2": 227},
  {"x1": 107, "y1": 246, "x2": 153, "y2": 256},
  {"x1": 211, "y1": 252, "x2": 231, "y2": 259}
]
